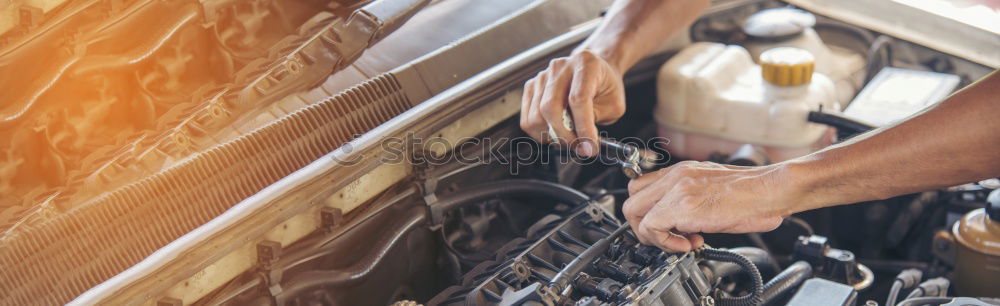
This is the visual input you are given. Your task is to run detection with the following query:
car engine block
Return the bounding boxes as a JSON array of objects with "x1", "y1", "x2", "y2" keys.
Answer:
[{"x1": 430, "y1": 205, "x2": 723, "y2": 306}]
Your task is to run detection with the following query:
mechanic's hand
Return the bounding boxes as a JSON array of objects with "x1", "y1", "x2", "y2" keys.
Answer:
[
  {"x1": 623, "y1": 161, "x2": 792, "y2": 252},
  {"x1": 520, "y1": 50, "x2": 626, "y2": 157}
]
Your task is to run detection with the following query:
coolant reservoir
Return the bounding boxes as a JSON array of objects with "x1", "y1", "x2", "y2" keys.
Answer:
[
  {"x1": 742, "y1": 8, "x2": 864, "y2": 105},
  {"x1": 742, "y1": 8, "x2": 836, "y2": 79},
  {"x1": 655, "y1": 43, "x2": 839, "y2": 162}
]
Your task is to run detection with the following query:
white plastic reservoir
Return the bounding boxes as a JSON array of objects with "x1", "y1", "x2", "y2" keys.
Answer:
[{"x1": 655, "y1": 43, "x2": 840, "y2": 162}]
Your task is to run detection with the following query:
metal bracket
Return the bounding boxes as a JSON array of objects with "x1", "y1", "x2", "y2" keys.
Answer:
[
  {"x1": 411, "y1": 150, "x2": 446, "y2": 228},
  {"x1": 320, "y1": 207, "x2": 344, "y2": 233},
  {"x1": 256, "y1": 241, "x2": 284, "y2": 298}
]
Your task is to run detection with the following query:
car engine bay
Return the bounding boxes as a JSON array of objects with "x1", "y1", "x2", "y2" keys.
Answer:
[
  {"x1": 2, "y1": 0, "x2": 999, "y2": 305},
  {"x1": 203, "y1": 3, "x2": 998, "y2": 305},
  {"x1": 188, "y1": 121, "x2": 1000, "y2": 306}
]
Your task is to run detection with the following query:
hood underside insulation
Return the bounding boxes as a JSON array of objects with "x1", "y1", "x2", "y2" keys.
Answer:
[{"x1": 0, "y1": 74, "x2": 410, "y2": 305}]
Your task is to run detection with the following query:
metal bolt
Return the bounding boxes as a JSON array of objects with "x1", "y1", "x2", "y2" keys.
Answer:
[
  {"x1": 257, "y1": 241, "x2": 282, "y2": 268},
  {"x1": 700, "y1": 295, "x2": 716, "y2": 306},
  {"x1": 622, "y1": 162, "x2": 642, "y2": 179}
]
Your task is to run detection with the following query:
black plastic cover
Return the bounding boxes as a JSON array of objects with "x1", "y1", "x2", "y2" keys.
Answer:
[{"x1": 786, "y1": 278, "x2": 858, "y2": 306}]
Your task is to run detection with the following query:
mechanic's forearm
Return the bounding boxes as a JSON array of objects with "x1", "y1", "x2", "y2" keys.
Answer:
[
  {"x1": 576, "y1": 0, "x2": 708, "y2": 73},
  {"x1": 782, "y1": 70, "x2": 1000, "y2": 214}
]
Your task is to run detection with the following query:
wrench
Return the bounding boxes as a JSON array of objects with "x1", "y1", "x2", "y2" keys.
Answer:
[{"x1": 547, "y1": 110, "x2": 652, "y2": 179}]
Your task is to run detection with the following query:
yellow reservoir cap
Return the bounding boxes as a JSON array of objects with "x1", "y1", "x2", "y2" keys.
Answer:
[{"x1": 760, "y1": 47, "x2": 815, "y2": 86}]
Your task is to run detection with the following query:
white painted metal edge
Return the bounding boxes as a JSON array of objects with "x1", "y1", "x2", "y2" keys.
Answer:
[{"x1": 786, "y1": 0, "x2": 999, "y2": 68}]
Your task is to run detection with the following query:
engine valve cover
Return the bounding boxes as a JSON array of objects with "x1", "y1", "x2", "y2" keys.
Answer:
[{"x1": 429, "y1": 205, "x2": 713, "y2": 306}]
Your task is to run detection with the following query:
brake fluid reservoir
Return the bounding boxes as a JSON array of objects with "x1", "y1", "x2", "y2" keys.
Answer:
[{"x1": 655, "y1": 43, "x2": 839, "y2": 162}]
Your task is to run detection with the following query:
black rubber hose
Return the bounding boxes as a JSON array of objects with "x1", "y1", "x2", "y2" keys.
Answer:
[
  {"x1": 807, "y1": 111, "x2": 876, "y2": 136},
  {"x1": 865, "y1": 35, "x2": 895, "y2": 84},
  {"x1": 431, "y1": 179, "x2": 590, "y2": 221},
  {"x1": 783, "y1": 217, "x2": 814, "y2": 236},
  {"x1": 760, "y1": 261, "x2": 812, "y2": 305},
  {"x1": 814, "y1": 19, "x2": 876, "y2": 47},
  {"x1": 703, "y1": 247, "x2": 779, "y2": 280},
  {"x1": 702, "y1": 248, "x2": 764, "y2": 306},
  {"x1": 813, "y1": 19, "x2": 877, "y2": 85}
]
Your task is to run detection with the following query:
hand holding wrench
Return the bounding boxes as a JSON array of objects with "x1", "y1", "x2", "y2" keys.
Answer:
[{"x1": 547, "y1": 110, "x2": 654, "y2": 179}]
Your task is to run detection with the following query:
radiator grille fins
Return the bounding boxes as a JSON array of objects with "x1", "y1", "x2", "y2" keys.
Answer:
[{"x1": 0, "y1": 74, "x2": 411, "y2": 305}]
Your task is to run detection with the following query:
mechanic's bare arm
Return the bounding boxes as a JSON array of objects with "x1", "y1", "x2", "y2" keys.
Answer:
[
  {"x1": 520, "y1": 0, "x2": 709, "y2": 156},
  {"x1": 624, "y1": 70, "x2": 1000, "y2": 252},
  {"x1": 792, "y1": 70, "x2": 1000, "y2": 211}
]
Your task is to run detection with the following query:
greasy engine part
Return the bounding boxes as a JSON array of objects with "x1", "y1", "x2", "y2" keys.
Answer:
[
  {"x1": 792, "y1": 235, "x2": 874, "y2": 291},
  {"x1": 429, "y1": 198, "x2": 772, "y2": 306},
  {"x1": 429, "y1": 205, "x2": 717, "y2": 306}
]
